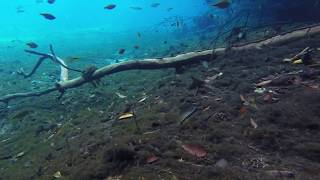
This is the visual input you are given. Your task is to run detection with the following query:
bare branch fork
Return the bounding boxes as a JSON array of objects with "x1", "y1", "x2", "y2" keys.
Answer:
[
  {"x1": 18, "y1": 45, "x2": 83, "y2": 79},
  {"x1": 1, "y1": 24, "x2": 320, "y2": 106}
]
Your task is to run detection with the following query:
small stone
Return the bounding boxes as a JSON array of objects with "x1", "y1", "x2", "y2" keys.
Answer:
[{"x1": 215, "y1": 159, "x2": 228, "y2": 169}]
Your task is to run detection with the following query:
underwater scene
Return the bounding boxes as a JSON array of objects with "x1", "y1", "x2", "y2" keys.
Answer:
[{"x1": 1, "y1": 0, "x2": 320, "y2": 179}]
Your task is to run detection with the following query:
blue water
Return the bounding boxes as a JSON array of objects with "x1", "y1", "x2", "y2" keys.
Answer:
[
  {"x1": 0, "y1": 0, "x2": 217, "y2": 64},
  {"x1": 1, "y1": 0, "x2": 318, "y2": 65}
]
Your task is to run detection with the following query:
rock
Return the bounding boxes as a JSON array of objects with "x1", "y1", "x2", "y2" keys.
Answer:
[
  {"x1": 104, "y1": 147, "x2": 136, "y2": 165},
  {"x1": 265, "y1": 170, "x2": 295, "y2": 178},
  {"x1": 215, "y1": 159, "x2": 228, "y2": 169}
]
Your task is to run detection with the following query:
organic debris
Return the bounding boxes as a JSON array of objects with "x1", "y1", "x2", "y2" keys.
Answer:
[
  {"x1": 115, "y1": 92, "x2": 127, "y2": 98},
  {"x1": 138, "y1": 96, "x2": 147, "y2": 103},
  {"x1": 254, "y1": 87, "x2": 266, "y2": 94},
  {"x1": 283, "y1": 47, "x2": 311, "y2": 63},
  {"x1": 179, "y1": 106, "x2": 197, "y2": 125},
  {"x1": 119, "y1": 113, "x2": 134, "y2": 120},
  {"x1": 146, "y1": 154, "x2": 159, "y2": 164},
  {"x1": 256, "y1": 80, "x2": 272, "y2": 87},
  {"x1": 250, "y1": 118, "x2": 258, "y2": 129},
  {"x1": 53, "y1": 171, "x2": 62, "y2": 178},
  {"x1": 181, "y1": 143, "x2": 207, "y2": 158},
  {"x1": 14, "y1": 151, "x2": 26, "y2": 159}
]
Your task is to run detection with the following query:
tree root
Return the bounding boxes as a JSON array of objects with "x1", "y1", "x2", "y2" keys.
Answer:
[{"x1": 1, "y1": 24, "x2": 320, "y2": 106}]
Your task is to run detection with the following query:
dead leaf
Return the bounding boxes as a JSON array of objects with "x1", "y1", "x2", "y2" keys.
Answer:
[
  {"x1": 240, "y1": 94, "x2": 250, "y2": 106},
  {"x1": 119, "y1": 113, "x2": 134, "y2": 120},
  {"x1": 115, "y1": 92, "x2": 127, "y2": 98},
  {"x1": 53, "y1": 171, "x2": 62, "y2": 178},
  {"x1": 250, "y1": 118, "x2": 258, "y2": 129},
  {"x1": 138, "y1": 96, "x2": 147, "y2": 102},
  {"x1": 181, "y1": 144, "x2": 207, "y2": 158},
  {"x1": 256, "y1": 80, "x2": 272, "y2": 87},
  {"x1": 146, "y1": 154, "x2": 159, "y2": 164},
  {"x1": 263, "y1": 94, "x2": 272, "y2": 103},
  {"x1": 239, "y1": 106, "x2": 247, "y2": 114}
]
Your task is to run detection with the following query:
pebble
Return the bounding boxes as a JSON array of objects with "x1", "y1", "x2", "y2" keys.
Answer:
[{"x1": 215, "y1": 159, "x2": 228, "y2": 169}]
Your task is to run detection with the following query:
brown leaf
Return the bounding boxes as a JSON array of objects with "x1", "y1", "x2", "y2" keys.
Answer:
[
  {"x1": 182, "y1": 144, "x2": 207, "y2": 158},
  {"x1": 239, "y1": 106, "x2": 248, "y2": 114},
  {"x1": 146, "y1": 154, "x2": 159, "y2": 164},
  {"x1": 263, "y1": 94, "x2": 272, "y2": 103}
]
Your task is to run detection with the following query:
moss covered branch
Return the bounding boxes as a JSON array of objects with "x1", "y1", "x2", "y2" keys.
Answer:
[{"x1": 1, "y1": 24, "x2": 320, "y2": 105}]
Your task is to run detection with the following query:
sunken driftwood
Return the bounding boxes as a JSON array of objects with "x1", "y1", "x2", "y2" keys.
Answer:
[{"x1": 1, "y1": 24, "x2": 320, "y2": 105}]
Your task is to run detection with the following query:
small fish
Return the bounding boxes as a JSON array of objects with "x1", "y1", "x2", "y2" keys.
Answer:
[
  {"x1": 70, "y1": 57, "x2": 80, "y2": 60},
  {"x1": 167, "y1": 8, "x2": 173, "y2": 11},
  {"x1": 212, "y1": 0, "x2": 231, "y2": 9},
  {"x1": 150, "y1": 3, "x2": 160, "y2": 8},
  {"x1": 40, "y1": 13, "x2": 56, "y2": 20},
  {"x1": 26, "y1": 42, "x2": 38, "y2": 48},
  {"x1": 171, "y1": 21, "x2": 180, "y2": 27},
  {"x1": 163, "y1": 41, "x2": 167, "y2": 44},
  {"x1": 66, "y1": 56, "x2": 81, "y2": 63},
  {"x1": 130, "y1": 6, "x2": 142, "y2": 10},
  {"x1": 16, "y1": 6, "x2": 25, "y2": 13},
  {"x1": 47, "y1": 0, "x2": 55, "y2": 4},
  {"x1": 118, "y1": 48, "x2": 125, "y2": 54},
  {"x1": 104, "y1": 4, "x2": 116, "y2": 10},
  {"x1": 137, "y1": 32, "x2": 141, "y2": 38},
  {"x1": 133, "y1": 45, "x2": 140, "y2": 49}
]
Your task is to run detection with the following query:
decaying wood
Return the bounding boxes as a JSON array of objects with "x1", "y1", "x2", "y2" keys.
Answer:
[
  {"x1": 1, "y1": 24, "x2": 320, "y2": 105},
  {"x1": 283, "y1": 47, "x2": 311, "y2": 62}
]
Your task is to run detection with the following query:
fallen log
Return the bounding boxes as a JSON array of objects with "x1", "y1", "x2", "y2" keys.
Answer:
[{"x1": 1, "y1": 24, "x2": 320, "y2": 106}]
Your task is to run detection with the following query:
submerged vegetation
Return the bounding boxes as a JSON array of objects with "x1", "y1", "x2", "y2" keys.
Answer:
[{"x1": 0, "y1": 0, "x2": 320, "y2": 179}]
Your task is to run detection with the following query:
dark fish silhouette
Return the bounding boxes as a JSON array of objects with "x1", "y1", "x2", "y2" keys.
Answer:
[
  {"x1": 16, "y1": 6, "x2": 25, "y2": 13},
  {"x1": 137, "y1": 32, "x2": 141, "y2": 38},
  {"x1": 40, "y1": 13, "x2": 56, "y2": 20},
  {"x1": 47, "y1": 0, "x2": 55, "y2": 4},
  {"x1": 150, "y1": 3, "x2": 160, "y2": 8},
  {"x1": 104, "y1": 4, "x2": 116, "y2": 10},
  {"x1": 26, "y1": 42, "x2": 38, "y2": 48},
  {"x1": 118, "y1": 48, "x2": 126, "y2": 54},
  {"x1": 212, "y1": 0, "x2": 231, "y2": 9},
  {"x1": 130, "y1": 6, "x2": 142, "y2": 10}
]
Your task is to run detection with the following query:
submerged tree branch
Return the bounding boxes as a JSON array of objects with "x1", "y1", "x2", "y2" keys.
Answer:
[{"x1": 1, "y1": 24, "x2": 320, "y2": 105}]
